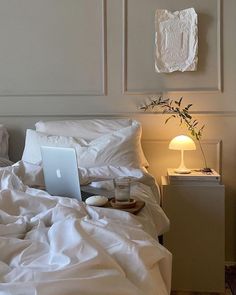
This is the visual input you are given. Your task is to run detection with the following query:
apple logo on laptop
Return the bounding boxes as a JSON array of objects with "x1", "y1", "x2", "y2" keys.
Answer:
[{"x1": 56, "y1": 169, "x2": 62, "y2": 178}]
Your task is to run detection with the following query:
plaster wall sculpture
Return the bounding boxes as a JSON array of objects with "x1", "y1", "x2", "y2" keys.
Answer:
[{"x1": 155, "y1": 8, "x2": 198, "y2": 73}]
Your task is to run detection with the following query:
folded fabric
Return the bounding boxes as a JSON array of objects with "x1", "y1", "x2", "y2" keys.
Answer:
[
  {"x1": 11, "y1": 160, "x2": 169, "y2": 236},
  {"x1": 0, "y1": 164, "x2": 171, "y2": 295}
]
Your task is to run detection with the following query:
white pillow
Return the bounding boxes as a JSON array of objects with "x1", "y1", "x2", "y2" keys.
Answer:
[
  {"x1": 35, "y1": 118, "x2": 149, "y2": 167},
  {"x1": 35, "y1": 119, "x2": 133, "y2": 140},
  {"x1": 22, "y1": 121, "x2": 147, "y2": 169},
  {"x1": 22, "y1": 129, "x2": 83, "y2": 164}
]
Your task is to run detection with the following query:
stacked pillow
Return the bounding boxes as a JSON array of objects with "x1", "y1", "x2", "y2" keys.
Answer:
[
  {"x1": 35, "y1": 119, "x2": 133, "y2": 140},
  {"x1": 22, "y1": 119, "x2": 149, "y2": 169}
]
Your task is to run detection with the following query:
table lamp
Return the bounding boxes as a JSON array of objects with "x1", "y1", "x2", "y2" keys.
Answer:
[{"x1": 169, "y1": 135, "x2": 196, "y2": 174}]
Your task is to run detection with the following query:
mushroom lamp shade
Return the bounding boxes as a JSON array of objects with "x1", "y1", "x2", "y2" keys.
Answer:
[{"x1": 169, "y1": 135, "x2": 196, "y2": 174}]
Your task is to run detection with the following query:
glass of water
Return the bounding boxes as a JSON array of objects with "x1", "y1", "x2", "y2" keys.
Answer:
[{"x1": 113, "y1": 177, "x2": 131, "y2": 202}]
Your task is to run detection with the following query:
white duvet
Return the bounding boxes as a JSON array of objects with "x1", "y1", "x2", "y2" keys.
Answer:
[{"x1": 0, "y1": 162, "x2": 171, "y2": 295}]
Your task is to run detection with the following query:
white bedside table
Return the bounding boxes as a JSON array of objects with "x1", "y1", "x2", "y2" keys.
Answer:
[{"x1": 161, "y1": 176, "x2": 225, "y2": 293}]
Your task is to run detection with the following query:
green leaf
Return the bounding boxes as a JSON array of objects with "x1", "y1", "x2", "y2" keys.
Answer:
[
  {"x1": 139, "y1": 96, "x2": 205, "y2": 144},
  {"x1": 186, "y1": 104, "x2": 193, "y2": 109},
  {"x1": 185, "y1": 113, "x2": 192, "y2": 119},
  {"x1": 178, "y1": 97, "x2": 183, "y2": 106},
  {"x1": 165, "y1": 115, "x2": 175, "y2": 124}
]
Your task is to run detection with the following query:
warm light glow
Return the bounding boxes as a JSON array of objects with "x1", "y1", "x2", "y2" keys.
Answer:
[
  {"x1": 169, "y1": 135, "x2": 196, "y2": 151},
  {"x1": 169, "y1": 135, "x2": 196, "y2": 174}
]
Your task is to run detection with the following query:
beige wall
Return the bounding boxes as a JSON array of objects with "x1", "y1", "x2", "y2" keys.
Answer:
[{"x1": 0, "y1": 0, "x2": 235, "y2": 262}]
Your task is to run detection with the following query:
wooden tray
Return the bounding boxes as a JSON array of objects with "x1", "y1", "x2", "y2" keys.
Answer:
[
  {"x1": 110, "y1": 198, "x2": 136, "y2": 209},
  {"x1": 106, "y1": 198, "x2": 145, "y2": 215}
]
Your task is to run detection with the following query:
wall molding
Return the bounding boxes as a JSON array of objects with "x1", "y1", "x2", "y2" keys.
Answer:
[
  {"x1": 122, "y1": 0, "x2": 222, "y2": 95},
  {"x1": 2, "y1": 110, "x2": 236, "y2": 118},
  {"x1": 0, "y1": 0, "x2": 107, "y2": 97},
  {"x1": 136, "y1": 110, "x2": 236, "y2": 117},
  {"x1": 142, "y1": 139, "x2": 223, "y2": 184}
]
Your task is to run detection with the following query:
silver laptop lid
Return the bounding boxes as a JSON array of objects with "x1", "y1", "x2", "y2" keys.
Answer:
[{"x1": 41, "y1": 146, "x2": 82, "y2": 201}]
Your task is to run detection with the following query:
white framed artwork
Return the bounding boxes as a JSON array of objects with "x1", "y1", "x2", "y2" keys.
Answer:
[{"x1": 155, "y1": 8, "x2": 198, "y2": 73}]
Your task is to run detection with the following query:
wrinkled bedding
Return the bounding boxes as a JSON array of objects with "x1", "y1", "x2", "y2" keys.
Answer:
[{"x1": 0, "y1": 162, "x2": 171, "y2": 295}]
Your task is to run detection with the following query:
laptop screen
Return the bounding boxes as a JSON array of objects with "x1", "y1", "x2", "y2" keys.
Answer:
[{"x1": 41, "y1": 146, "x2": 82, "y2": 201}]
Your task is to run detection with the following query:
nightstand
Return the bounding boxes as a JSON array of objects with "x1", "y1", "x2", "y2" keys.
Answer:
[{"x1": 161, "y1": 176, "x2": 225, "y2": 293}]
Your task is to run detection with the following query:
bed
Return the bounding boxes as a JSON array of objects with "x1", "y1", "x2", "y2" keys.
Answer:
[{"x1": 0, "y1": 119, "x2": 172, "y2": 295}]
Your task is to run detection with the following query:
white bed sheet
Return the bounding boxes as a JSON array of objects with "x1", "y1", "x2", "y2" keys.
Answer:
[{"x1": 0, "y1": 162, "x2": 171, "y2": 295}]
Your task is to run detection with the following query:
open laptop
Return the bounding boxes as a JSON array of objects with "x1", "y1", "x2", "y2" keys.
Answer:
[
  {"x1": 41, "y1": 146, "x2": 98, "y2": 201},
  {"x1": 41, "y1": 146, "x2": 113, "y2": 201},
  {"x1": 41, "y1": 146, "x2": 82, "y2": 200}
]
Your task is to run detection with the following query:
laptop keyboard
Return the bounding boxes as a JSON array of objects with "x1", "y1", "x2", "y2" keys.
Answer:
[{"x1": 80, "y1": 190, "x2": 95, "y2": 201}]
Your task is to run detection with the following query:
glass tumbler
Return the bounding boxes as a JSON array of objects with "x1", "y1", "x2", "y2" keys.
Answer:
[{"x1": 113, "y1": 177, "x2": 131, "y2": 202}]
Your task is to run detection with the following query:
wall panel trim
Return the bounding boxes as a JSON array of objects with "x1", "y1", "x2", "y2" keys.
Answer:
[
  {"x1": 122, "y1": 0, "x2": 222, "y2": 95},
  {"x1": 0, "y1": 0, "x2": 107, "y2": 97},
  {"x1": 2, "y1": 110, "x2": 236, "y2": 117},
  {"x1": 142, "y1": 139, "x2": 223, "y2": 178}
]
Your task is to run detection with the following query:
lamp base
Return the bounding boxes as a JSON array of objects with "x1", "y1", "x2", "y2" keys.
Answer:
[{"x1": 174, "y1": 168, "x2": 191, "y2": 174}]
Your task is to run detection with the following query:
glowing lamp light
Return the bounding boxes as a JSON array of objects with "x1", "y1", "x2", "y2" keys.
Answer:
[{"x1": 169, "y1": 135, "x2": 196, "y2": 174}]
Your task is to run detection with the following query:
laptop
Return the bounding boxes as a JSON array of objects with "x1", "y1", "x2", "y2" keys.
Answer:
[{"x1": 41, "y1": 146, "x2": 96, "y2": 201}]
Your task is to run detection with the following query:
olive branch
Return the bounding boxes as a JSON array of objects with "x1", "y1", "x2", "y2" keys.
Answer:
[{"x1": 140, "y1": 96, "x2": 210, "y2": 170}]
